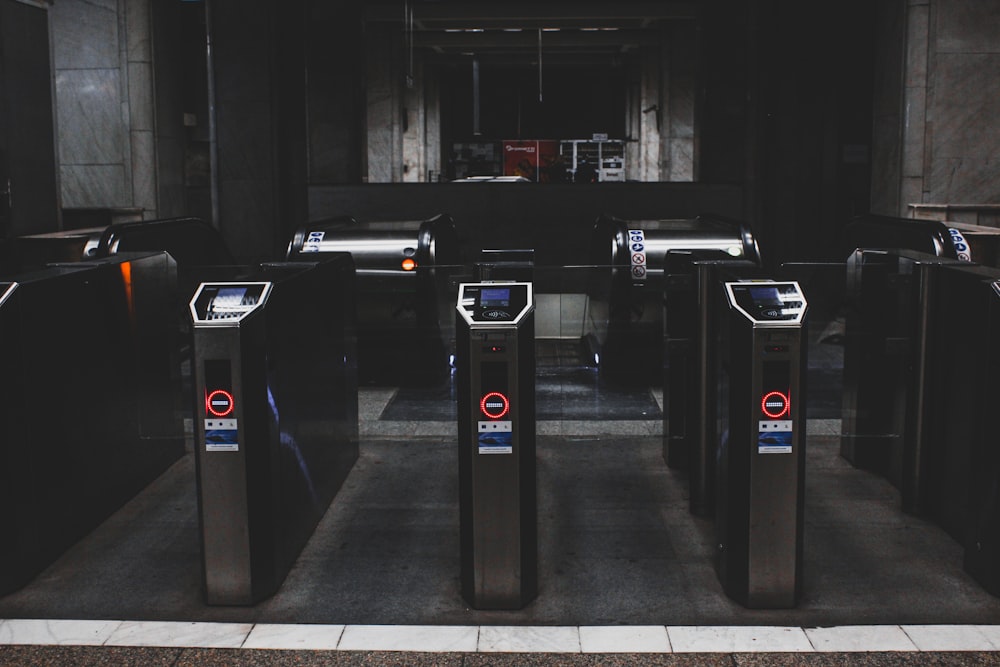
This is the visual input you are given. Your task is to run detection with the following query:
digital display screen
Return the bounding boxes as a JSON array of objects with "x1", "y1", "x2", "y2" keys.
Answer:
[
  {"x1": 480, "y1": 288, "x2": 510, "y2": 308},
  {"x1": 217, "y1": 287, "x2": 247, "y2": 302},
  {"x1": 748, "y1": 286, "x2": 782, "y2": 306}
]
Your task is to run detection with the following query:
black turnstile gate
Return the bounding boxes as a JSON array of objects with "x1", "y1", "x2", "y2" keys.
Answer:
[
  {"x1": 663, "y1": 249, "x2": 761, "y2": 516},
  {"x1": 840, "y1": 248, "x2": 963, "y2": 508},
  {"x1": 715, "y1": 280, "x2": 807, "y2": 608},
  {"x1": 190, "y1": 257, "x2": 358, "y2": 605},
  {"x1": 0, "y1": 252, "x2": 183, "y2": 595},
  {"x1": 456, "y1": 281, "x2": 537, "y2": 609}
]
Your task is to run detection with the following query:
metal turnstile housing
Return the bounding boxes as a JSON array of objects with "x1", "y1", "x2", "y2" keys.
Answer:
[
  {"x1": 190, "y1": 257, "x2": 358, "y2": 605},
  {"x1": 587, "y1": 214, "x2": 760, "y2": 384},
  {"x1": 715, "y1": 280, "x2": 807, "y2": 608},
  {"x1": 456, "y1": 282, "x2": 537, "y2": 609},
  {"x1": 286, "y1": 214, "x2": 459, "y2": 385},
  {"x1": 0, "y1": 252, "x2": 183, "y2": 595}
]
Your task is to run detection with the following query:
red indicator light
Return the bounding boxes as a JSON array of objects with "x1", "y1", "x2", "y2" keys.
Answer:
[
  {"x1": 761, "y1": 391, "x2": 790, "y2": 419},
  {"x1": 206, "y1": 389, "x2": 235, "y2": 417},
  {"x1": 401, "y1": 257, "x2": 417, "y2": 271},
  {"x1": 479, "y1": 391, "x2": 510, "y2": 419}
]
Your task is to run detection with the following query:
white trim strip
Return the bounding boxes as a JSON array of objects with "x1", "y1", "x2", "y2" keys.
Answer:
[{"x1": 5, "y1": 621, "x2": 1000, "y2": 653}]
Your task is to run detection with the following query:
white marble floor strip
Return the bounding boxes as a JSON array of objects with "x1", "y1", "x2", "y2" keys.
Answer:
[
  {"x1": 3, "y1": 620, "x2": 1000, "y2": 653},
  {"x1": 667, "y1": 625, "x2": 813, "y2": 653},
  {"x1": 242, "y1": 623, "x2": 345, "y2": 650},
  {"x1": 804, "y1": 625, "x2": 918, "y2": 652}
]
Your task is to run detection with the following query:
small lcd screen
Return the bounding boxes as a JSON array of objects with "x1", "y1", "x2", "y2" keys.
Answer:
[
  {"x1": 480, "y1": 288, "x2": 510, "y2": 308},
  {"x1": 217, "y1": 287, "x2": 247, "y2": 302},
  {"x1": 748, "y1": 286, "x2": 782, "y2": 306}
]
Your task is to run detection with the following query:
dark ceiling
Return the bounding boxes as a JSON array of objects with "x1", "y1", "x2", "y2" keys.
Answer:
[{"x1": 365, "y1": 1, "x2": 697, "y2": 65}]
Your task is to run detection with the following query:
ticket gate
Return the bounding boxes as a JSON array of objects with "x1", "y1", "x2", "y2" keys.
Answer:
[
  {"x1": 0, "y1": 252, "x2": 183, "y2": 595},
  {"x1": 587, "y1": 214, "x2": 760, "y2": 384},
  {"x1": 840, "y1": 249, "x2": 963, "y2": 502},
  {"x1": 916, "y1": 262, "x2": 1000, "y2": 544},
  {"x1": 715, "y1": 280, "x2": 807, "y2": 608},
  {"x1": 190, "y1": 256, "x2": 358, "y2": 605},
  {"x1": 663, "y1": 249, "x2": 762, "y2": 516},
  {"x1": 963, "y1": 276, "x2": 1000, "y2": 595},
  {"x1": 841, "y1": 213, "x2": 960, "y2": 260},
  {"x1": 456, "y1": 282, "x2": 537, "y2": 609},
  {"x1": 286, "y1": 214, "x2": 460, "y2": 385}
]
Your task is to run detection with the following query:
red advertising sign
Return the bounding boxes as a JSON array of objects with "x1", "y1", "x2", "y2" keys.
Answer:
[{"x1": 502, "y1": 140, "x2": 561, "y2": 182}]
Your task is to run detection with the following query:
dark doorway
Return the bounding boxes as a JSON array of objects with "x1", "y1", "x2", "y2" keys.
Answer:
[{"x1": 0, "y1": 0, "x2": 60, "y2": 238}]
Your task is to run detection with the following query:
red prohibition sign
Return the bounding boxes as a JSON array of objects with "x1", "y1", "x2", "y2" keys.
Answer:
[
  {"x1": 206, "y1": 389, "x2": 235, "y2": 417},
  {"x1": 632, "y1": 253, "x2": 646, "y2": 264},
  {"x1": 480, "y1": 391, "x2": 510, "y2": 419},
  {"x1": 761, "y1": 390, "x2": 790, "y2": 419}
]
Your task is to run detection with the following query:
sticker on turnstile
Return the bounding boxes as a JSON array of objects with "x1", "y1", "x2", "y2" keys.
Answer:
[
  {"x1": 949, "y1": 227, "x2": 972, "y2": 262},
  {"x1": 758, "y1": 420, "x2": 792, "y2": 454},
  {"x1": 302, "y1": 230, "x2": 325, "y2": 253},
  {"x1": 478, "y1": 420, "x2": 513, "y2": 454},
  {"x1": 205, "y1": 418, "x2": 239, "y2": 451},
  {"x1": 628, "y1": 229, "x2": 647, "y2": 281}
]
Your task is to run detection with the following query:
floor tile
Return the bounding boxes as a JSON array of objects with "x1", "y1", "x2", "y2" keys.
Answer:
[
  {"x1": 0, "y1": 619, "x2": 122, "y2": 646},
  {"x1": 337, "y1": 624, "x2": 479, "y2": 652},
  {"x1": 241, "y1": 623, "x2": 344, "y2": 650},
  {"x1": 579, "y1": 625, "x2": 671, "y2": 653},
  {"x1": 804, "y1": 625, "x2": 917, "y2": 652},
  {"x1": 668, "y1": 626, "x2": 813, "y2": 653},
  {"x1": 901, "y1": 624, "x2": 998, "y2": 651},
  {"x1": 478, "y1": 625, "x2": 580, "y2": 653},
  {"x1": 105, "y1": 621, "x2": 252, "y2": 648}
]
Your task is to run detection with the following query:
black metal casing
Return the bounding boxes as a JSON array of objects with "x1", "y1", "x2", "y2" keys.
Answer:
[
  {"x1": 662, "y1": 249, "x2": 762, "y2": 516},
  {"x1": 190, "y1": 257, "x2": 358, "y2": 605},
  {"x1": 840, "y1": 249, "x2": 964, "y2": 507},
  {"x1": 0, "y1": 252, "x2": 183, "y2": 595}
]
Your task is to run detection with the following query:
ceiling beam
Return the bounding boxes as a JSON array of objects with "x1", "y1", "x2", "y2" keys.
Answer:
[{"x1": 366, "y1": 1, "x2": 696, "y2": 26}]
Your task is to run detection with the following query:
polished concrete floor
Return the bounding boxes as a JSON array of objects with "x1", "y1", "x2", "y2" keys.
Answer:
[{"x1": 2, "y1": 335, "x2": 1000, "y2": 663}]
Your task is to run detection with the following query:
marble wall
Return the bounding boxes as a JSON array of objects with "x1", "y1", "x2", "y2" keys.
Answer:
[
  {"x1": 625, "y1": 29, "x2": 696, "y2": 183},
  {"x1": 366, "y1": 25, "x2": 402, "y2": 183},
  {"x1": 51, "y1": 0, "x2": 157, "y2": 218},
  {"x1": 875, "y1": 0, "x2": 1000, "y2": 217}
]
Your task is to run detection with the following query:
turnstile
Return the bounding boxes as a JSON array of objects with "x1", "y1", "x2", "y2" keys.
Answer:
[
  {"x1": 587, "y1": 214, "x2": 760, "y2": 384},
  {"x1": 965, "y1": 276, "x2": 1000, "y2": 595},
  {"x1": 190, "y1": 257, "x2": 358, "y2": 605},
  {"x1": 286, "y1": 214, "x2": 460, "y2": 385},
  {"x1": 840, "y1": 249, "x2": 963, "y2": 501},
  {"x1": 0, "y1": 252, "x2": 183, "y2": 595},
  {"x1": 456, "y1": 282, "x2": 537, "y2": 609},
  {"x1": 663, "y1": 249, "x2": 761, "y2": 516},
  {"x1": 715, "y1": 280, "x2": 807, "y2": 608},
  {"x1": 918, "y1": 262, "x2": 1000, "y2": 542}
]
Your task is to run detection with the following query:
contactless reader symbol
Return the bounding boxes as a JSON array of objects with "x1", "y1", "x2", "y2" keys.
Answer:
[
  {"x1": 480, "y1": 391, "x2": 510, "y2": 419},
  {"x1": 206, "y1": 389, "x2": 235, "y2": 417}
]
